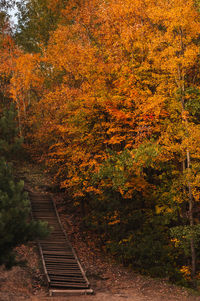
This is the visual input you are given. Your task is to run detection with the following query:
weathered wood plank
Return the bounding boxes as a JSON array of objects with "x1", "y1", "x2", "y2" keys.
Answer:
[{"x1": 27, "y1": 188, "x2": 93, "y2": 296}]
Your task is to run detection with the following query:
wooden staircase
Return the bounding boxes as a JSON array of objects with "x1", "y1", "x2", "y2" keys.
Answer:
[{"x1": 28, "y1": 189, "x2": 93, "y2": 296}]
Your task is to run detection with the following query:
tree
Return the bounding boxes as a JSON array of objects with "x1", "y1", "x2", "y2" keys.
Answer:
[
  {"x1": 144, "y1": 0, "x2": 200, "y2": 280},
  {"x1": 0, "y1": 105, "x2": 49, "y2": 268},
  {"x1": 0, "y1": 104, "x2": 23, "y2": 159},
  {"x1": 0, "y1": 1, "x2": 50, "y2": 270},
  {"x1": 8, "y1": 0, "x2": 200, "y2": 284},
  {"x1": 0, "y1": 157, "x2": 49, "y2": 268},
  {"x1": 0, "y1": 7, "x2": 17, "y2": 110},
  {"x1": 15, "y1": 0, "x2": 68, "y2": 53}
]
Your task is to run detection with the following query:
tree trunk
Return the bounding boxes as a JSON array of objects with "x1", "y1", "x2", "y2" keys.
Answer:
[
  {"x1": 177, "y1": 51, "x2": 196, "y2": 279},
  {"x1": 187, "y1": 149, "x2": 196, "y2": 277}
]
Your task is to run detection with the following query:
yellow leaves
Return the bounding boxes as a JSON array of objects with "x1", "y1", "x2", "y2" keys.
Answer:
[
  {"x1": 13, "y1": 53, "x2": 43, "y2": 89},
  {"x1": 108, "y1": 211, "x2": 120, "y2": 226},
  {"x1": 10, "y1": 53, "x2": 44, "y2": 123},
  {"x1": 156, "y1": 205, "x2": 173, "y2": 214},
  {"x1": 108, "y1": 219, "x2": 120, "y2": 226},
  {"x1": 119, "y1": 234, "x2": 133, "y2": 245},
  {"x1": 0, "y1": 34, "x2": 21, "y2": 101},
  {"x1": 107, "y1": 136, "x2": 123, "y2": 145},
  {"x1": 181, "y1": 46, "x2": 199, "y2": 69},
  {"x1": 146, "y1": 0, "x2": 200, "y2": 84},
  {"x1": 180, "y1": 266, "x2": 191, "y2": 280},
  {"x1": 171, "y1": 238, "x2": 180, "y2": 248},
  {"x1": 85, "y1": 186, "x2": 101, "y2": 194},
  {"x1": 8, "y1": 0, "x2": 200, "y2": 209}
]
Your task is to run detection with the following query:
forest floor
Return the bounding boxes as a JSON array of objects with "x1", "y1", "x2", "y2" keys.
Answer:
[{"x1": 0, "y1": 161, "x2": 200, "y2": 301}]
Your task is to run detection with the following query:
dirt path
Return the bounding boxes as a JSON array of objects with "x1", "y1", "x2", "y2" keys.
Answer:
[
  {"x1": 0, "y1": 210, "x2": 199, "y2": 301},
  {"x1": 0, "y1": 162, "x2": 199, "y2": 301},
  {"x1": 0, "y1": 254, "x2": 199, "y2": 301}
]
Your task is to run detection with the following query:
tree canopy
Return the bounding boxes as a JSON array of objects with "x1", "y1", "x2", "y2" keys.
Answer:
[{"x1": 1, "y1": 0, "x2": 200, "y2": 285}]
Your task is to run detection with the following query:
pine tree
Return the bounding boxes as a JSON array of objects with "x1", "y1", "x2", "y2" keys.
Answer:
[
  {"x1": 0, "y1": 105, "x2": 49, "y2": 268},
  {"x1": 0, "y1": 104, "x2": 23, "y2": 159},
  {"x1": 0, "y1": 158, "x2": 49, "y2": 268}
]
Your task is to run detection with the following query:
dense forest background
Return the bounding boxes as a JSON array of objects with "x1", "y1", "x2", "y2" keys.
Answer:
[{"x1": 1, "y1": 0, "x2": 200, "y2": 287}]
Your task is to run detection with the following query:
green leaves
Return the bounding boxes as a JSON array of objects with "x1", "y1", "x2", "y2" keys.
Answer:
[
  {"x1": 97, "y1": 150, "x2": 133, "y2": 191},
  {"x1": 0, "y1": 104, "x2": 23, "y2": 159},
  {"x1": 0, "y1": 157, "x2": 49, "y2": 268},
  {"x1": 15, "y1": 0, "x2": 68, "y2": 52},
  {"x1": 185, "y1": 87, "x2": 200, "y2": 122},
  {"x1": 0, "y1": 105, "x2": 49, "y2": 268},
  {"x1": 170, "y1": 225, "x2": 200, "y2": 257},
  {"x1": 4, "y1": 0, "x2": 200, "y2": 284},
  {"x1": 133, "y1": 140, "x2": 160, "y2": 168}
]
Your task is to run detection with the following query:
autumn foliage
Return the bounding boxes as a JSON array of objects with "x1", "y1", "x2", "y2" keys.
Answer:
[{"x1": 4, "y1": 0, "x2": 200, "y2": 285}]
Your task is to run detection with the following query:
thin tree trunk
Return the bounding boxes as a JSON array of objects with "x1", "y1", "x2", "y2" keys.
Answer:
[
  {"x1": 16, "y1": 99, "x2": 22, "y2": 137},
  {"x1": 177, "y1": 48, "x2": 196, "y2": 278},
  {"x1": 186, "y1": 148, "x2": 196, "y2": 277}
]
